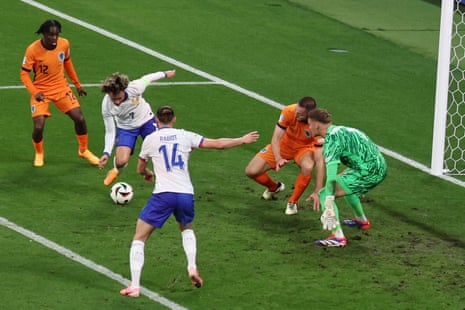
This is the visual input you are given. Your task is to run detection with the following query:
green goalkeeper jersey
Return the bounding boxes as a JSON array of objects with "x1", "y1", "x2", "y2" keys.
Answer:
[{"x1": 323, "y1": 125, "x2": 387, "y2": 195}]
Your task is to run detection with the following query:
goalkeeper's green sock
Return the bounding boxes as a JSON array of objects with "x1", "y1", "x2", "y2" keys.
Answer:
[{"x1": 344, "y1": 194, "x2": 368, "y2": 221}]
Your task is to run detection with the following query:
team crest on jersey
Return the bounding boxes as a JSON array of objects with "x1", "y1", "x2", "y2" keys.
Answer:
[
  {"x1": 304, "y1": 129, "x2": 313, "y2": 138},
  {"x1": 131, "y1": 97, "x2": 140, "y2": 105},
  {"x1": 58, "y1": 51, "x2": 65, "y2": 63}
]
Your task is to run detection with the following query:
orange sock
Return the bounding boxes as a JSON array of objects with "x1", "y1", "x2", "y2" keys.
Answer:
[
  {"x1": 288, "y1": 173, "x2": 311, "y2": 203},
  {"x1": 33, "y1": 140, "x2": 44, "y2": 154},
  {"x1": 76, "y1": 134, "x2": 88, "y2": 152},
  {"x1": 253, "y1": 173, "x2": 279, "y2": 191}
]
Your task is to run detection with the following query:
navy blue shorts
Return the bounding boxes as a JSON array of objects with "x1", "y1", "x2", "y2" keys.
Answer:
[
  {"x1": 139, "y1": 192, "x2": 195, "y2": 228},
  {"x1": 116, "y1": 118, "x2": 157, "y2": 153}
]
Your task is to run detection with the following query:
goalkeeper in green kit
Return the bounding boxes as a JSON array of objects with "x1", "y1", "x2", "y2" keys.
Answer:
[{"x1": 306, "y1": 108, "x2": 387, "y2": 247}]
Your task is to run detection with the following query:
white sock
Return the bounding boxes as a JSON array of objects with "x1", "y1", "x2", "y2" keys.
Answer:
[
  {"x1": 333, "y1": 228, "x2": 345, "y2": 239},
  {"x1": 357, "y1": 214, "x2": 368, "y2": 222},
  {"x1": 182, "y1": 229, "x2": 197, "y2": 271},
  {"x1": 129, "y1": 240, "x2": 145, "y2": 288}
]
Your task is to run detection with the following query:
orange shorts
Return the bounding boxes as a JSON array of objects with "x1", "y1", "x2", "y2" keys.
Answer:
[
  {"x1": 30, "y1": 87, "x2": 81, "y2": 118},
  {"x1": 256, "y1": 144, "x2": 316, "y2": 168}
]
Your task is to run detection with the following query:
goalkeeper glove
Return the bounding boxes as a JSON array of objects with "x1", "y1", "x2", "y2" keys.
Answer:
[{"x1": 321, "y1": 196, "x2": 338, "y2": 230}]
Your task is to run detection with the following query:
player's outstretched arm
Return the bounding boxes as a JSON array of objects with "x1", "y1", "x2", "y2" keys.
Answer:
[
  {"x1": 137, "y1": 158, "x2": 154, "y2": 183},
  {"x1": 164, "y1": 69, "x2": 176, "y2": 78},
  {"x1": 141, "y1": 69, "x2": 176, "y2": 84},
  {"x1": 270, "y1": 125, "x2": 287, "y2": 171},
  {"x1": 201, "y1": 131, "x2": 259, "y2": 149}
]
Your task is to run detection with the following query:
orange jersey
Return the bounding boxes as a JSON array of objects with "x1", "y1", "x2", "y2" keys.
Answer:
[
  {"x1": 278, "y1": 104, "x2": 323, "y2": 149},
  {"x1": 20, "y1": 37, "x2": 81, "y2": 96}
]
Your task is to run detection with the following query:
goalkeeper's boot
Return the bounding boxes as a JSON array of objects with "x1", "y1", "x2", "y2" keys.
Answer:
[
  {"x1": 78, "y1": 149, "x2": 99, "y2": 166},
  {"x1": 262, "y1": 182, "x2": 285, "y2": 200},
  {"x1": 104, "y1": 168, "x2": 119, "y2": 186},
  {"x1": 188, "y1": 267, "x2": 203, "y2": 288},
  {"x1": 34, "y1": 152, "x2": 44, "y2": 167},
  {"x1": 342, "y1": 219, "x2": 371, "y2": 230},
  {"x1": 314, "y1": 234, "x2": 347, "y2": 247},
  {"x1": 120, "y1": 284, "x2": 140, "y2": 298},
  {"x1": 285, "y1": 202, "x2": 298, "y2": 215}
]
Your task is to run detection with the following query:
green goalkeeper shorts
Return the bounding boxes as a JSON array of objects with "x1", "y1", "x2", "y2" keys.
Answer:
[{"x1": 336, "y1": 166, "x2": 387, "y2": 197}]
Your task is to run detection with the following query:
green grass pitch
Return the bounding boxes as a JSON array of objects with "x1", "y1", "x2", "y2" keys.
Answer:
[{"x1": 1, "y1": 0, "x2": 464, "y2": 309}]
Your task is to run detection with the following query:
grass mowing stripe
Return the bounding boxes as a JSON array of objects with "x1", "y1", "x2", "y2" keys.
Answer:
[
  {"x1": 0, "y1": 216, "x2": 188, "y2": 310},
  {"x1": 20, "y1": 0, "x2": 462, "y2": 189},
  {"x1": 7, "y1": 1, "x2": 464, "y2": 308},
  {"x1": 20, "y1": 0, "x2": 283, "y2": 110}
]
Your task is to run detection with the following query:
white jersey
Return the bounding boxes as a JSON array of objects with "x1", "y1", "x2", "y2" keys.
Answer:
[
  {"x1": 101, "y1": 71, "x2": 166, "y2": 156},
  {"x1": 139, "y1": 127, "x2": 204, "y2": 194}
]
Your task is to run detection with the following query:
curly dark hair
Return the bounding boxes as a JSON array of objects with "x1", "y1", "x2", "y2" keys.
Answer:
[{"x1": 101, "y1": 73, "x2": 129, "y2": 94}]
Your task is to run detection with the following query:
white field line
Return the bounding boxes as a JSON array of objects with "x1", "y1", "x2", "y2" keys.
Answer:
[
  {"x1": 0, "y1": 81, "x2": 221, "y2": 90},
  {"x1": 0, "y1": 216, "x2": 187, "y2": 310},
  {"x1": 19, "y1": 0, "x2": 465, "y2": 190},
  {"x1": 20, "y1": 0, "x2": 463, "y2": 186},
  {"x1": 378, "y1": 147, "x2": 465, "y2": 187},
  {"x1": 20, "y1": 0, "x2": 284, "y2": 110}
]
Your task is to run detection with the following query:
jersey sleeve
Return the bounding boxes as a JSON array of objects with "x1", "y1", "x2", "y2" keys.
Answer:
[
  {"x1": 139, "y1": 134, "x2": 155, "y2": 161},
  {"x1": 140, "y1": 71, "x2": 166, "y2": 85},
  {"x1": 64, "y1": 58, "x2": 81, "y2": 88},
  {"x1": 62, "y1": 40, "x2": 81, "y2": 88},
  {"x1": 127, "y1": 71, "x2": 167, "y2": 97},
  {"x1": 325, "y1": 160, "x2": 339, "y2": 195},
  {"x1": 20, "y1": 45, "x2": 39, "y2": 95},
  {"x1": 184, "y1": 130, "x2": 204, "y2": 148},
  {"x1": 323, "y1": 130, "x2": 343, "y2": 195},
  {"x1": 20, "y1": 68, "x2": 37, "y2": 96},
  {"x1": 101, "y1": 97, "x2": 116, "y2": 156}
]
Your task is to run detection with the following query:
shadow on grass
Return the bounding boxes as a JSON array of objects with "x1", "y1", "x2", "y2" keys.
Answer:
[{"x1": 378, "y1": 202, "x2": 465, "y2": 249}]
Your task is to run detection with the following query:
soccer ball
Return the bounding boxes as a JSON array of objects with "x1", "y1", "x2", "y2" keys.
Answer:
[{"x1": 110, "y1": 182, "x2": 134, "y2": 205}]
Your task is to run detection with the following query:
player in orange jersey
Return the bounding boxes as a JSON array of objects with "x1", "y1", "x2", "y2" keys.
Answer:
[
  {"x1": 245, "y1": 97, "x2": 325, "y2": 215},
  {"x1": 20, "y1": 19, "x2": 99, "y2": 167}
]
